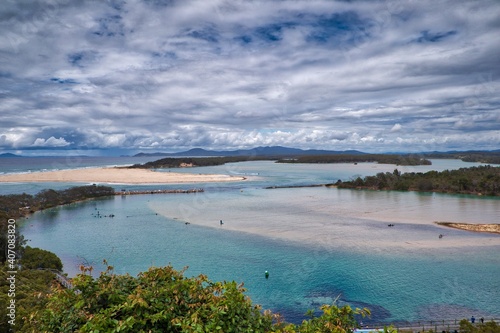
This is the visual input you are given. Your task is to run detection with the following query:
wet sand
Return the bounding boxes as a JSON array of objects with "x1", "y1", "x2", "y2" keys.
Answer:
[
  {"x1": 148, "y1": 187, "x2": 500, "y2": 251},
  {"x1": 0, "y1": 167, "x2": 245, "y2": 184}
]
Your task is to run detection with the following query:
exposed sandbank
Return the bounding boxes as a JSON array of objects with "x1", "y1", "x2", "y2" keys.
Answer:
[
  {"x1": 436, "y1": 222, "x2": 500, "y2": 234},
  {"x1": 148, "y1": 187, "x2": 500, "y2": 251},
  {"x1": 0, "y1": 167, "x2": 245, "y2": 184}
]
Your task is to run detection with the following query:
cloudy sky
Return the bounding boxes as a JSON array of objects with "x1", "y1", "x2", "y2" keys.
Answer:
[{"x1": 1, "y1": 0, "x2": 499, "y2": 155}]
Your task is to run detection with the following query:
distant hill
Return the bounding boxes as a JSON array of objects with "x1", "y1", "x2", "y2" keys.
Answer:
[
  {"x1": 134, "y1": 146, "x2": 366, "y2": 157},
  {"x1": 0, "y1": 153, "x2": 21, "y2": 158}
]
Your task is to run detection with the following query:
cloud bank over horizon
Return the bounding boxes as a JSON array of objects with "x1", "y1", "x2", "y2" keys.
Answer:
[{"x1": 1, "y1": 0, "x2": 499, "y2": 154}]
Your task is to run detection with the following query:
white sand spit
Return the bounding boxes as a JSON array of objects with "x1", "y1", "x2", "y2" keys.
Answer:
[{"x1": 0, "y1": 167, "x2": 245, "y2": 184}]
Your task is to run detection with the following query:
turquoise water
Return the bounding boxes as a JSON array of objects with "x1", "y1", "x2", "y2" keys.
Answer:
[{"x1": 9, "y1": 159, "x2": 500, "y2": 324}]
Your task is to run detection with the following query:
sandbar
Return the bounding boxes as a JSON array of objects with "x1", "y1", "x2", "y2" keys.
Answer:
[
  {"x1": 435, "y1": 222, "x2": 500, "y2": 234},
  {"x1": 148, "y1": 186, "x2": 500, "y2": 251},
  {"x1": 0, "y1": 167, "x2": 245, "y2": 184}
]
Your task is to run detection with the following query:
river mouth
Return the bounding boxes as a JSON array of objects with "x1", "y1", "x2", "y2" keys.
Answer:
[{"x1": 16, "y1": 160, "x2": 500, "y2": 324}]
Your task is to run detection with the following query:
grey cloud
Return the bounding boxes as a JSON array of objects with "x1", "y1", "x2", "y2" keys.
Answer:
[{"x1": 1, "y1": 0, "x2": 499, "y2": 154}]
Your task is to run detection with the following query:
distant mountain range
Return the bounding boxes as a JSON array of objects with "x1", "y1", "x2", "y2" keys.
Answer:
[
  {"x1": 133, "y1": 146, "x2": 367, "y2": 157},
  {"x1": 1, "y1": 147, "x2": 499, "y2": 158}
]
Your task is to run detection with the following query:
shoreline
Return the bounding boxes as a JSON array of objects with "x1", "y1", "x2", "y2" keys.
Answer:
[{"x1": 0, "y1": 167, "x2": 246, "y2": 184}]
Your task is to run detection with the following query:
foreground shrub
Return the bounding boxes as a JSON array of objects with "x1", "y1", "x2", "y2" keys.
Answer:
[{"x1": 33, "y1": 264, "x2": 371, "y2": 333}]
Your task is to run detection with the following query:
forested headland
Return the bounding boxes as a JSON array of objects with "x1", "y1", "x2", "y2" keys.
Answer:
[
  {"x1": 126, "y1": 156, "x2": 257, "y2": 169},
  {"x1": 277, "y1": 154, "x2": 432, "y2": 165},
  {"x1": 127, "y1": 153, "x2": 432, "y2": 169},
  {"x1": 0, "y1": 185, "x2": 114, "y2": 221},
  {"x1": 336, "y1": 165, "x2": 500, "y2": 196},
  {"x1": 126, "y1": 151, "x2": 500, "y2": 169},
  {"x1": 424, "y1": 151, "x2": 500, "y2": 164}
]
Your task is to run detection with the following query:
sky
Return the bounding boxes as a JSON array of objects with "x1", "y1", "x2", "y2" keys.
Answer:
[{"x1": 1, "y1": 0, "x2": 499, "y2": 155}]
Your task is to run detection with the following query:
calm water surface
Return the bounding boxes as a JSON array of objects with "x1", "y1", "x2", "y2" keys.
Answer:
[{"x1": 7, "y1": 158, "x2": 500, "y2": 324}]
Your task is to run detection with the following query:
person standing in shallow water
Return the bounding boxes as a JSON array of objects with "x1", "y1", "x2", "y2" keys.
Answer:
[{"x1": 471, "y1": 316, "x2": 475, "y2": 323}]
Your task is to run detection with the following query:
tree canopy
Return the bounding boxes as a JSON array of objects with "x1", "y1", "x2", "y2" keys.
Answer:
[
  {"x1": 336, "y1": 165, "x2": 500, "y2": 196},
  {"x1": 20, "y1": 246, "x2": 63, "y2": 271}
]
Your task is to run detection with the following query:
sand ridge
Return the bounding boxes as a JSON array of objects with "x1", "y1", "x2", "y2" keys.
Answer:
[{"x1": 0, "y1": 167, "x2": 246, "y2": 184}]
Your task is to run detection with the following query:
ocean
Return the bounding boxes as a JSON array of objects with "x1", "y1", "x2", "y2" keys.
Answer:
[{"x1": 1, "y1": 156, "x2": 499, "y2": 324}]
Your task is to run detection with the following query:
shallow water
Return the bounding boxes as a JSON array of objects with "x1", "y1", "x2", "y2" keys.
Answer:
[{"x1": 12, "y1": 159, "x2": 500, "y2": 323}]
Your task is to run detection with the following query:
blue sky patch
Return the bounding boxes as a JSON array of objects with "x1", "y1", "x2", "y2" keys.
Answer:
[{"x1": 306, "y1": 11, "x2": 369, "y2": 44}]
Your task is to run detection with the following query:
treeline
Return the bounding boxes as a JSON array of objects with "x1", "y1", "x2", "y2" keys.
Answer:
[
  {"x1": 129, "y1": 154, "x2": 432, "y2": 169},
  {"x1": 127, "y1": 156, "x2": 263, "y2": 169},
  {"x1": 0, "y1": 185, "x2": 115, "y2": 220},
  {"x1": 277, "y1": 154, "x2": 432, "y2": 166},
  {"x1": 337, "y1": 165, "x2": 500, "y2": 196},
  {"x1": 425, "y1": 151, "x2": 500, "y2": 164},
  {"x1": 130, "y1": 152, "x2": 500, "y2": 169}
]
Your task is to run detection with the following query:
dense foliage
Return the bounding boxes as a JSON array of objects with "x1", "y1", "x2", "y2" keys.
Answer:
[
  {"x1": 128, "y1": 154, "x2": 432, "y2": 170},
  {"x1": 33, "y1": 264, "x2": 371, "y2": 333},
  {"x1": 0, "y1": 253, "x2": 59, "y2": 332},
  {"x1": 127, "y1": 156, "x2": 263, "y2": 169},
  {"x1": 277, "y1": 154, "x2": 432, "y2": 166},
  {"x1": 20, "y1": 246, "x2": 63, "y2": 271},
  {"x1": 337, "y1": 165, "x2": 500, "y2": 196},
  {"x1": 425, "y1": 151, "x2": 500, "y2": 164}
]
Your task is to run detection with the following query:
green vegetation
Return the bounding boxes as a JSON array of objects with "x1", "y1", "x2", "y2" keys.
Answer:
[
  {"x1": 33, "y1": 264, "x2": 372, "y2": 333},
  {"x1": 20, "y1": 246, "x2": 63, "y2": 271},
  {"x1": 425, "y1": 151, "x2": 500, "y2": 164},
  {"x1": 128, "y1": 154, "x2": 432, "y2": 169},
  {"x1": 128, "y1": 151, "x2": 500, "y2": 169},
  {"x1": 127, "y1": 156, "x2": 263, "y2": 169},
  {"x1": 277, "y1": 154, "x2": 432, "y2": 166},
  {"x1": 0, "y1": 185, "x2": 115, "y2": 220},
  {"x1": 0, "y1": 215, "x2": 25, "y2": 265},
  {"x1": 0, "y1": 266, "x2": 56, "y2": 332},
  {"x1": 336, "y1": 165, "x2": 500, "y2": 196}
]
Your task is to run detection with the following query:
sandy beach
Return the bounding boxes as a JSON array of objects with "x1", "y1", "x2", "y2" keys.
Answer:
[{"x1": 0, "y1": 167, "x2": 245, "y2": 184}]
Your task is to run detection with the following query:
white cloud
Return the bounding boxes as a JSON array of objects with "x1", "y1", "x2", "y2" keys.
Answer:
[
  {"x1": 0, "y1": 0, "x2": 499, "y2": 153},
  {"x1": 32, "y1": 136, "x2": 71, "y2": 147},
  {"x1": 391, "y1": 124, "x2": 402, "y2": 132}
]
